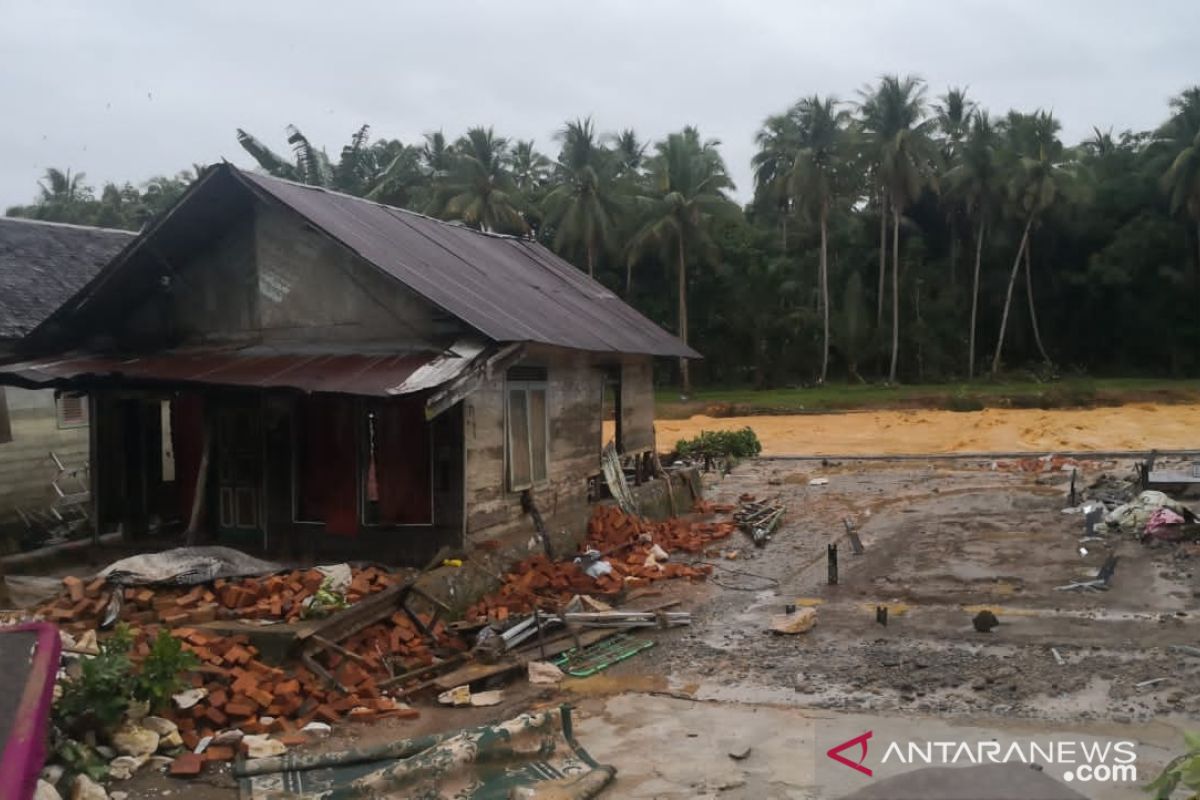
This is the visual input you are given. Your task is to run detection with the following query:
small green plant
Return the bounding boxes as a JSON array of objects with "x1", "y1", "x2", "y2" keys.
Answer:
[
  {"x1": 134, "y1": 628, "x2": 198, "y2": 711},
  {"x1": 53, "y1": 625, "x2": 136, "y2": 737},
  {"x1": 54, "y1": 625, "x2": 197, "y2": 737},
  {"x1": 302, "y1": 579, "x2": 350, "y2": 619},
  {"x1": 675, "y1": 427, "x2": 763, "y2": 461},
  {"x1": 1145, "y1": 731, "x2": 1200, "y2": 798}
]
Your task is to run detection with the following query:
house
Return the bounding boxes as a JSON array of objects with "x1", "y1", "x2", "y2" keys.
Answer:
[
  {"x1": 0, "y1": 217, "x2": 134, "y2": 542},
  {"x1": 0, "y1": 164, "x2": 697, "y2": 564}
]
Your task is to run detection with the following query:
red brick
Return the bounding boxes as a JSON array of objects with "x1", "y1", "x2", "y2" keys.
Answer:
[
  {"x1": 203, "y1": 745, "x2": 235, "y2": 762},
  {"x1": 62, "y1": 576, "x2": 85, "y2": 603},
  {"x1": 313, "y1": 704, "x2": 340, "y2": 724},
  {"x1": 225, "y1": 701, "x2": 255, "y2": 717},
  {"x1": 203, "y1": 706, "x2": 228, "y2": 727},
  {"x1": 169, "y1": 752, "x2": 204, "y2": 776},
  {"x1": 278, "y1": 733, "x2": 308, "y2": 747}
]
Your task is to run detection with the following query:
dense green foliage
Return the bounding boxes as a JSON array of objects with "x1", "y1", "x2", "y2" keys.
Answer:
[
  {"x1": 8, "y1": 80, "x2": 1200, "y2": 387},
  {"x1": 675, "y1": 427, "x2": 763, "y2": 461}
]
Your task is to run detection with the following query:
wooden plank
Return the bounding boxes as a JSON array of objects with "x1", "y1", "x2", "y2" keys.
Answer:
[{"x1": 432, "y1": 629, "x2": 618, "y2": 691}]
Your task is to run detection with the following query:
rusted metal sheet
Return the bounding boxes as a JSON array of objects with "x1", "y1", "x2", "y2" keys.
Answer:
[
  {"x1": 0, "y1": 344, "x2": 486, "y2": 397},
  {"x1": 237, "y1": 169, "x2": 699, "y2": 359}
]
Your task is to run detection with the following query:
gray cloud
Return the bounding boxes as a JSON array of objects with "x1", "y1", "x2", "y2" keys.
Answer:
[{"x1": 2, "y1": 0, "x2": 1197, "y2": 210}]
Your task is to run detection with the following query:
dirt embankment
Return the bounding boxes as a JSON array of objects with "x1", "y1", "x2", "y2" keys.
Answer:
[{"x1": 657, "y1": 403, "x2": 1200, "y2": 456}]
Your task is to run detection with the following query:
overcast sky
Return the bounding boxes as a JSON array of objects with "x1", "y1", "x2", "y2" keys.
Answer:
[{"x1": 2, "y1": 0, "x2": 1198, "y2": 210}]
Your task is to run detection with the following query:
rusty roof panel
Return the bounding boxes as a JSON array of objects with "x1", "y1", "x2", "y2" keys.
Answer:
[{"x1": 0, "y1": 346, "x2": 463, "y2": 397}]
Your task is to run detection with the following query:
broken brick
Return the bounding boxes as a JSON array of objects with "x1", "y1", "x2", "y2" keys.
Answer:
[{"x1": 169, "y1": 752, "x2": 204, "y2": 776}]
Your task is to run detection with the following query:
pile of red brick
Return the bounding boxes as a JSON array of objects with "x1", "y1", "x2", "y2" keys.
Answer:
[
  {"x1": 158, "y1": 619, "x2": 454, "y2": 754},
  {"x1": 465, "y1": 505, "x2": 734, "y2": 620},
  {"x1": 37, "y1": 566, "x2": 466, "y2": 748},
  {"x1": 38, "y1": 566, "x2": 403, "y2": 634},
  {"x1": 586, "y1": 504, "x2": 737, "y2": 554}
]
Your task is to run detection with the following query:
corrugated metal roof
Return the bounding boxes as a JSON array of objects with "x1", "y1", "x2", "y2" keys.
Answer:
[
  {"x1": 0, "y1": 343, "x2": 485, "y2": 397},
  {"x1": 233, "y1": 169, "x2": 699, "y2": 359},
  {"x1": 0, "y1": 217, "x2": 134, "y2": 341}
]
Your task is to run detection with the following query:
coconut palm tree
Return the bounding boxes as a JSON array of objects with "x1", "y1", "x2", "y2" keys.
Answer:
[
  {"x1": 1158, "y1": 87, "x2": 1200, "y2": 271},
  {"x1": 751, "y1": 111, "x2": 801, "y2": 249},
  {"x1": 628, "y1": 127, "x2": 738, "y2": 394},
  {"x1": 610, "y1": 129, "x2": 647, "y2": 176},
  {"x1": 542, "y1": 118, "x2": 623, "y2": 279},
  {"x1": 508, "y1": 140, "x2": 551, "y2": 193},
  {"x1": 859, "y1": 75, "x2": 939, "y2": 382},
  {"x1": 437, "y1": 127, "x2": 527, "y2": 234},
  {"x1": 946, "y1": 112, "x2": 1000, "y2": 378},
  {"x1": 789, "y1": 95, "x2": 851, "y2": 383},
  {"x1": 991, "y1": 111, "x2": 1072, "y2": 374},
  {"x1": 933, "y1": 87, "x2": 977, "y2": 162}
]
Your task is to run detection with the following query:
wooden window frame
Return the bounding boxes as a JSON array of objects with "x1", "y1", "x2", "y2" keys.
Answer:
[
  {"x1": 55, "y1": 393, "x2": 89, "y2": 429},
  {"x1": 506, "y1": 375, "x2": 549, "y2": 492}
]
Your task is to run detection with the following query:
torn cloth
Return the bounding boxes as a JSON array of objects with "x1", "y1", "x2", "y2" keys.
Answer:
[
  {"x1": 1105, "y1": 491, "x2": 1191, "y2": 534},
  {"x1": 1145, "y1": 507, "x2": 1187, "y2": 539}
]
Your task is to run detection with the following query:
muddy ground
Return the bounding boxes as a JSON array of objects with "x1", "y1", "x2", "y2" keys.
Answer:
[
  {"x1": 655, "y1": 403, "x2": 1200, "y2": 455},
  {"x1": 104, "y1": 457, "x2": 1200, "y2": 797}
]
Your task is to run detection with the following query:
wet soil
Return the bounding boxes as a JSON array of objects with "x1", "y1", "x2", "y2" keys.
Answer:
[
  {"x1": 656, "y1": 403, "x2": 1200, "y2": 455},
  {"x1": 624, "y1": 459, "x2": 1200, "y2": 725}
]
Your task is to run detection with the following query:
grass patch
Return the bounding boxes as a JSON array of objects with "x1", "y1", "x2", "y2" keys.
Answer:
[{"x1": 655, "y1": 378, "x2": 1200, "y2": 418}]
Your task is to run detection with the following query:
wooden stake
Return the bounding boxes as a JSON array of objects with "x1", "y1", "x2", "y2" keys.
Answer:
[{"x1": 184, "y1": 414, "x2": 213, "y2": 546}]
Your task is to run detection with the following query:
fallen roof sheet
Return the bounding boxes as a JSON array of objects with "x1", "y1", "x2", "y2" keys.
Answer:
[
  {"x1": 0, "y1": 343, "x2": 488, "y2": 397},
  {"x1": 0, "y1": 217, "x2": 134, "y2": 341}
]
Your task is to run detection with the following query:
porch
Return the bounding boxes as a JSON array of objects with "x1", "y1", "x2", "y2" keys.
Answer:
[{"x1": 92, "y1": 387, "x2": 463, "y2": 565}]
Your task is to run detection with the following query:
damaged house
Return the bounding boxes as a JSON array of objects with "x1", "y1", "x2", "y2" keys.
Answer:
[
  {"x1": 0, "y1": 165, "x2": 696, "y2": 564},
  {"x1": 0, "y1": 217, "x2": 134, "y2": 536}
]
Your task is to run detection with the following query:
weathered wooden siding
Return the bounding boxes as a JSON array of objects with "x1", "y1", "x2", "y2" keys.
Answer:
[
  {"x1": 462, "y1": 346, "x2": 657, "y2": 553},
  {"x1": 122, "y1": 218, "x2": 258, "y2": 344},
  {"x1": 620, "y1": 356, "x2": 655, "y2": 452},
  {"x1": 118, "y1": 201, "x2": 460, "y2": 349},
  {"x1": 0, "y1": 387, "x2": 88, "y2": 528},
  {"x1": 254, "y1": 205, "x2": 450, "y2": 345}
]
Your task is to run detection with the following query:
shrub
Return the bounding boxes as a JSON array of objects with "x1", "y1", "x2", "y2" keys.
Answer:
[
  {"x1": 675, "y1": 427, "x2": 762, "y2": 461},
  {"x1": 54, "y1": 625, "x2": 197, "y2": 737},
  {"x1": 134, "y1": 628, "x2": 198, "y2": 712}
]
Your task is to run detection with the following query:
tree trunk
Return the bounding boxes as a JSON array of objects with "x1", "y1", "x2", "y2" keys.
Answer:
[
  {"x1": 1024, "y1": 237, "x2": 1051, "y2": 365},
  {"x1": 888, "y1": 207, "x2": 901, "y2": 383},
  {"x1": 677, "y1": 238, "x2": 690, "y2": 396},
  {"x1": 819, "y1": 201, "x2": 830, "y2": 385},
  {"x1": 968, "y1": 221, "x2": 985, "y2": 379},
  {"x1": 586, "y1": 242, "x2": 595, "y2": 279},
  {"x1": 877, "y1": 191, "x2": 888, "y2": 327},
  {"x1": 991, "y1": 214, "x2": 1035, "y2": 375},
  {"x1": 625, "y1": 258, "x2": 633, "y2": 297}
]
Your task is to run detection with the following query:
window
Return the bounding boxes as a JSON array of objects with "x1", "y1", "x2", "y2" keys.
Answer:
[
  {"x1": 506, "y1": 367, "x2": 548, "y2": 490},
  {"x1": 56, "y1": 393, "x2": 88, "y2": 429}
]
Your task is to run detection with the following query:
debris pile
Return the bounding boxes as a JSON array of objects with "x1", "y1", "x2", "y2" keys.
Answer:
[
  {"x1": 994, "y1": 454, "x2": 1094, "y2": 473},
  {"x1": 32, "y1": 564, "x2": 466, "y2": 787},
  {"x1": 466, "y1": 506, "x2": 733, "y2": 620},
  {"x1": 37, "y1": 566, "x2": 407, "y2": 633}
]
